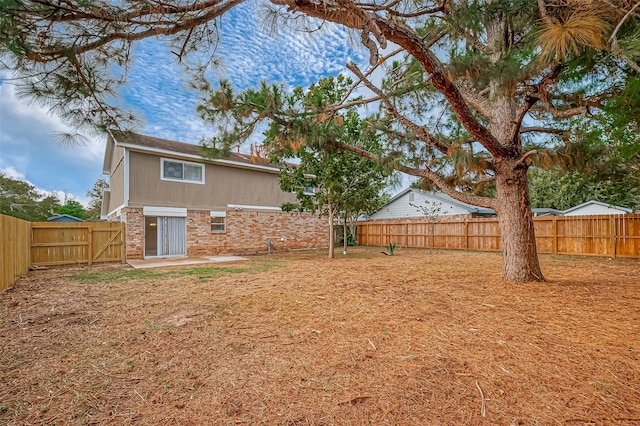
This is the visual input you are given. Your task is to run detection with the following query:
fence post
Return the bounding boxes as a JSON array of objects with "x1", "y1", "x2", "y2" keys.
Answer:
[
  {"x1": 611, "y1": 217, "x2": 617, "y2": 258},
  {"x1": 121, "y1": 223, "x2": 127, "y2": 264},
  {"x1": 405, "y1": 223, "x2": 409, "y2": 248},
  {"x1": 88, "y1": 226, "x2": 93, "y2": 266},
  {"x1": 464, "y1": 220, "x2": 469, "y2": 251},
  {"x1": 552, "y1": 217, "x2": 558, "y2": 254}
]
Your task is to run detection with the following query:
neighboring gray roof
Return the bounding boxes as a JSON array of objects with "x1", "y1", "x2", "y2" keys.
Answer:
[
  {"x1": 47, "y1": 214, "x2": 84, "y2": 222},
  {"x1": 385, "y1": 188, "x2": 496, "y2": 214},
  {"x1": 531, "y1": 208, "x2": 564, "y2": 216},
  {"x1": 562, "y1": 200, "x2": 633, "y2": 215}
]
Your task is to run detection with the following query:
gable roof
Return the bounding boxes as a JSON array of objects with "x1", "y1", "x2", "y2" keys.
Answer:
[
  {"x1": 383, "y1": 188, "x2": 496, "y2": 214},
  {"x1": 562, "y1": 200, "x2": 632, "y2": 215},
  {"x1": 47, "y1": 214, "x2": 84, "y2": 222},
  {"x1": 531, "y1": 208, "x2": 564, "y2": 216},
  {"x1": 104, "y1": 131, "x2": 280, "y2": 174}
]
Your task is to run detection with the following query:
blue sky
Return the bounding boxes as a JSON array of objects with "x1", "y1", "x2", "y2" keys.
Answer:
[{"x1": 0, "y1": 5, "x2": 370, "y2": 206}]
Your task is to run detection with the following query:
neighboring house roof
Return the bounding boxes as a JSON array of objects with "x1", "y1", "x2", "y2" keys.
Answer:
[
  {"x1": 47, "y1": 214, "x2": 84, "y2": 222},
  {"x1": 104, "y1": 131, "x2": 281, "y2": 174},
  {"x1": 531, "y1": 208, "x2": 564, "y2": 217},
  {"x1": 408, "y1": 189, "x2": 496, "y2": 214},
  {"x1": 562, "y1": 200, "x2": 632, "y2": 216},
  {"x1": 369, "y1": 188, "x2": 496, "y2": 219}
]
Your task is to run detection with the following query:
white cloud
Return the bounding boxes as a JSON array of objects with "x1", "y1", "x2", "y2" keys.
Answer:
[
  {"x1": 0, "y1": 82, "x2": 105, "y2": 203},
  {"x1": 0, "y1": 166, "x2": 25, "y2": 180}
]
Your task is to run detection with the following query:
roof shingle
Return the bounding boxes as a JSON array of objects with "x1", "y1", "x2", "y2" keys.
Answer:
[{"x1": 110, "y1": 131, "x2": 278, "y2": 168}]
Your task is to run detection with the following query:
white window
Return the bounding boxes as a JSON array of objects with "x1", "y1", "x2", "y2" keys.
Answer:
[
  {"x1": 161, "y1": 158, "x2": 204, "y2": 184},
  {"x1": 210, "y1": 211, "x2": 226, "y2": 233}
]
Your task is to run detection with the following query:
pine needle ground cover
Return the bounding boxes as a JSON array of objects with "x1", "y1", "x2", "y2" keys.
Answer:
[{"x1": 1, "y1": 248, "x2": 638, "y2": 425}]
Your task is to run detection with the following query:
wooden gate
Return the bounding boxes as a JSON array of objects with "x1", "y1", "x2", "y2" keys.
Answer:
[{"x1": 30, "y1": 222, "x2": 126, "y2": 266}]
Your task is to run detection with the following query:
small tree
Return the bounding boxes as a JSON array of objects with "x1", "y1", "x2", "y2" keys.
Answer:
[
  {"x1": 410, "y1": 200, "x2": 442, "y2": 254},
  {"x1": 251, "y1": 76, "x2": 392, "y2": 258},
  {"x1": 0, "y1": 172, "x2": 61, "y2": 221},
  {"x1": 55, "y1": 200, "x2": 87, "y2": 220},
  {"x1": 85, "y1": 178, "x2": 109, "y2": 221}
]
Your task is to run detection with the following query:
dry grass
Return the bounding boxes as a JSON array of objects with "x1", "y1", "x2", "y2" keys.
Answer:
[{"x1": 1, "y1": 247, "x2": 639, "y2": 425}]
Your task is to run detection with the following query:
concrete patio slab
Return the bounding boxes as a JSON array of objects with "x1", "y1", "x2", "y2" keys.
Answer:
[{"x1": 127, "y1": 255, "x2": 248, "y2": 269}]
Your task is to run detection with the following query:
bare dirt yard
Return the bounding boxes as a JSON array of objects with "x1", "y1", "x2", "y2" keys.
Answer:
[{"x1": 0, "y1": 248, "x2": 638, "y2": 425}]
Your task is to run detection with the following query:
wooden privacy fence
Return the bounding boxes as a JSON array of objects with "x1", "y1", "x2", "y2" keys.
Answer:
[
  {"x1": 358, "y1": 213, "x2": 640, "y2": 258},
  {"x1": 1, "y1": 215, "x2": 126, "y2": 291},
  {"x1": 1, "y1": 215, "x2": 32, "y2": 292},
  {"x1": 31, "y1": 222, "x2": 126, "y2": 266}
]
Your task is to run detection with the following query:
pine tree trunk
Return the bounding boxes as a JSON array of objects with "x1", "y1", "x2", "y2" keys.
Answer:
[{"x1": 495, "y1": 161, "x2": 544, "y2": 282}]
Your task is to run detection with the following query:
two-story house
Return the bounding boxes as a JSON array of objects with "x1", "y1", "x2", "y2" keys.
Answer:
[{"x1": 101, "y1": 131, "x2": 326, "y2": 259}]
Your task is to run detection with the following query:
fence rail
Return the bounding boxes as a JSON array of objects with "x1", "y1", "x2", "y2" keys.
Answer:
[
  {"x1": 358, "y1": 213, "x2": 640, "y2": 258},
  {"x1": 1, "y1": 215, "x2": 126, "y2": 290}
]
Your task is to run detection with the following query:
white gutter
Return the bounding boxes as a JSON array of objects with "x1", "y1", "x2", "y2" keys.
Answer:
[{"x1": 227, "y1": 204, "x2": 283, "y2": 211}]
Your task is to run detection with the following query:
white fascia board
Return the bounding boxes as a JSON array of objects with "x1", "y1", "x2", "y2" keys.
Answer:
[
  {"x1": 143, "y1": 206, "x2": 187, "y2": 217},
  {"x1": 101, "y1": 189, "x2": 111, "y2": 219},
  {"x1": 107, "y1": 204, "x2": 125, "y2": 219},
  {"x1": 102, "y1": 133, "x2": 115, "y2": 174},
  {"x1": 227, "y1": 204, "x2": 283, "y2": 211},
  {"x1": 124, "y1": 150, "x2": 130, "y2": 207},
  {"x1": 116, "y1": 142, "x2": 280, "y2": 173}
]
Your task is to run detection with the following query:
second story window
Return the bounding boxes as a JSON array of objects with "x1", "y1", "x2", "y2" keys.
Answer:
[{"x1": 161, "y1": 158, "x2": 204, "y2": 184}]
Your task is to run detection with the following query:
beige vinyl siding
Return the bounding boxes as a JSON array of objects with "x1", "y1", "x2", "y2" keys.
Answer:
[
  {"x1": 128, "y1": 151, "x2": 296, "y2": 209},
  {"x1": 108, "y1": 146, "x2": 126, "y2": 213}
]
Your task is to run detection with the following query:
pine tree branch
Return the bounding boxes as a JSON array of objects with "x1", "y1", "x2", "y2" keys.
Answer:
[
  {"x1": 272, "y1": 1, "x2": 507, "y2": 158},
  {"x1": 346, "y1": 62, "x2": 448, "y2": 155},
  {"x1": 24, "y1": 0, "x2": 245, "y2": 62},
  {"x1": 458, "y1": 85, "x2": 490, "y2": 116},
  {"x1": 608, "y1": 1, "x2": 640, "y2": 74},
  {"x1": 520, "y1": 126, "x2": 567, "y2": 135},
  {"x1": 330, "y1": 46, "x2": 403, "y2": 110},
  {"x1": 334, "y1": 141, "x2": 498, "y2": 209},
  {"x1": 545, "y1": 102, "x2": 602, "y2": 119},
  {"x1": 327, "y1": 97, "x2": 381, "y2": 111},
  {"x1": 537, "y1": 0, "x2": 554, "y2": 25},
  {"x1": 515, "y1": 149, "x2": 538, "y2": 167},
  {"x1": 509, "y1": 95, "x2": 539, "y2": 142},
  {"x1": 509, "y1": 63, "x2": 564, "y2": 141}
]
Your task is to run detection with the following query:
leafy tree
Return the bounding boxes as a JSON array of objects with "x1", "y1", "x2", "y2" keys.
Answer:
[
  {"x1": 257, "y1": 76, "x2": 392, "y2": 258},
  {"x1": 529, "y1": 109, "x2": 640, "y2": 211},
  {"x1": 0, "y1": 172, "x2": 61, "y2": 221},
  {"x1": 3, "y1": 1, "x2": 640, "y2": 282},
  {"x1": 55, "y1": 200, "x2": 87, "y2": 220},
  {"x1": 85, "y1": 178, "x2": 109, "y2": 221}
]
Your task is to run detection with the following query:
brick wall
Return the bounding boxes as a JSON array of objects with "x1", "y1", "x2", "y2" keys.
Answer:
[
  {"x1": 221, "y1": 209, "x2": 327, "y2": 254},
  {"x1": 122, "y1": 208, "x2": 144, "y2": 259},
  {"x1": 118, "y1": 207, "x2": 327, "y2": 259}
]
